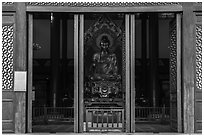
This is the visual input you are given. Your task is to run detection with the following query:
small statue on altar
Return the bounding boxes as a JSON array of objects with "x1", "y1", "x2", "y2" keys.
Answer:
[{"x1": 89, "y1": 35, "x2": 121, "y2": 81}]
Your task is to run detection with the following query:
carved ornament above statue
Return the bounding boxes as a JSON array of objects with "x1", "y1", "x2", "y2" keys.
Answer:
[{"x1": 84, "y1": 15, "x2": 122, "y2": 54}]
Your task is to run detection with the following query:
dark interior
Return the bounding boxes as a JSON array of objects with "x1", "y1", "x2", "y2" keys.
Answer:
[{"x1": 32, "y1": 12, "x2": 175, "y2": 133}]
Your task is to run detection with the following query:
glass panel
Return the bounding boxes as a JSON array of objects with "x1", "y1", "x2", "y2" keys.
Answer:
[
  {"x1": 32, "y1": 13, "x2": 74, "y2": 133},
  {"x1": 84, "y1": 13, "x2": 125, "y2": 132}
]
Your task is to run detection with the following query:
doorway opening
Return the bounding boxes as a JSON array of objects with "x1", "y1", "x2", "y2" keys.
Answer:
[
  {"x1": 134, "y1": 13, "x2": 181, "y2": 133},
  {"x1": 31, "y1": 13, "x2": 75, "y2": 133},
  {"x1": 83, "y1": 13, "x2": 126, "y2": 132},
  {"x1": 28, "y1": 12, "x2": 182, "y2": 133}
]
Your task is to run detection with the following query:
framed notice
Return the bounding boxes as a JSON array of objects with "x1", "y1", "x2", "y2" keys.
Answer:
[{"x1": 14, "y1": 71, "x2": 27, "y2": 91}]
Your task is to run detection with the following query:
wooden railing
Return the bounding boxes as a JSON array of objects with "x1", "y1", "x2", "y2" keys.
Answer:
[
  {"x1": 85, "y1": 107, "x2": 124, "y2": 132},
  {"x1": 135, "y1": 107, "x2": 170, "y2": 122},
  {"x1": 32, "y1": 107, "x2": 74, "y2": 124},
  {"x1": 33, "y1": 106, "x2": 169, "y2": 126}
]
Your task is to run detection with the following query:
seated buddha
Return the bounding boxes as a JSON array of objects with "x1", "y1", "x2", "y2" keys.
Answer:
[{"x1": 89, "y1": 36, "x2": 121, "y2": 81}]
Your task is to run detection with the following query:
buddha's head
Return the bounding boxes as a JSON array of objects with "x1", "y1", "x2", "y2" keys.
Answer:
[{"x1": 100, "y1": 36, "x2": 110, "y2": 50}]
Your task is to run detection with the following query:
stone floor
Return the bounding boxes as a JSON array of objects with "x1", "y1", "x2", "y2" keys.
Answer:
[
  {"x1": 135, "y1": 123, "x2": 171, "y2": 133},
  {"x1": 32, "y1": 122, "x2": 171, "y2": 133},
  {"x1": 32, "y1": 123, "x2": 74, "y2": 133}
]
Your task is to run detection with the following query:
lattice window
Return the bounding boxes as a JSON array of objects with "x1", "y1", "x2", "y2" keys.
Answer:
[
  {"x1": 26, "y1": 2, "x2": 181, "y2": 7},
  {"x1": 170, "y1": 23, "x2": 177, "y2": 91},
  {"x1": 169, "y1": 21, "x2": 179, "y2": 131},
  {"x1": 196, "y1": 24, "x2": 202, "y2": 90},
  {"x1": 2, "y1": 25, "x2": 14, "y2": 90}
]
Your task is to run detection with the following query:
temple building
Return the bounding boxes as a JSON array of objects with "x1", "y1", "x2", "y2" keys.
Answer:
[{"x1": 1, "y1": 2, "x2": 202, "y2": 134}]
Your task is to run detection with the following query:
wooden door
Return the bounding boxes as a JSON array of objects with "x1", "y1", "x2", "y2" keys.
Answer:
[
  {"x1": 2, "y1": 3, "x2": 27, "y2": 133},
  {"x1": 2, "y1": 12, "x2": 16, "y2": 134},
  {"x1": 169, "y1": 13, "x2": 182, "y2": 132}
]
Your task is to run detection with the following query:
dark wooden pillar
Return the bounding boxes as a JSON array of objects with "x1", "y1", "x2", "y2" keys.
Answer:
[
  {"x1": 182, "y1": 3, "x2": 195, "y2": 133},
  {"x1": 14, "y1": 2, "x2": 27, "y2": 133},
  {"x1": 62, "y1": 15, "x2": 68, "y2": 96},
  {"x1": 141, "y1": 13, "x2": 147, "y2": 98},
  {"x1": 149, "y1": 13, "x2": 159, "y2": 107},
  {"x1": 50, "y1": 13, "x2": 60, "y2": 107},
  {"x1": 15, "y1": 3, "x2": 27, "y2": 71}
]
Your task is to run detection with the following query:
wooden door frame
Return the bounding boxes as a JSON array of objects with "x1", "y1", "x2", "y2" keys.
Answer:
[
  {"x1": 26, "y1": 12, "x2": 181, "y2": 134},
  {"x1": 130, "y1": 14, "x2": 136, "y2": 132},
  {"x1": 27, "y1": 13, "x2": 33, "y2": 133},
  {"x1": 176, "y1": 13, "x2": 182, "y2": 133},
  {"x1": 74, "y1": 14, "x2": 79, "y2": 133},
  {"x1": 77, "y1": 13, "x2": 133, "y2": 133},
  {"x1": 130, "y1": 13, "x2": 182, "y2": 133},
  {"x1": 26, "y1": 3, "x2": 183, "y2": 12},
  {"x1": 26, "y1": 11, "x2": 182, "y2": 134},
  {"x1": 78, "y1": 14, "x2": 84, "y2": 133},
  {"x1": 26, "y1": 13, "x2": 83, "y2": 133},
  {"x1": 182, "y1": 3, "x2": 196, "y2": 133},
  {"x1": 24, "y1": 2, "x2": 202, "y2": 133},
  {"x1": 125, "y1": 14, "x2": 131, "y2": 132}
]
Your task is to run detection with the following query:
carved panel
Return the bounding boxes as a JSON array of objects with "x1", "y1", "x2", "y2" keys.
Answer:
[
  {"x1": 2, "y1": 2, "x2": 14, "y2": 5},
  {"x1": 84, "y1": 15, "x2": 122, "y2": 54},
  {"x1": 122, "y1": 31, "x2": 126, "y2": 100},
  {"x1": 195, "y1": 24, "x2": 202, "y2": 90},
  {"x1": 169, "y1": 21, "x2": 177, "y2": 131},
  {"x1": 170, "y1": 23, "x2": 177, "y2": 93},
  {"x1": 26, "y1": 2, "x2": 180, "y2": 7},
  {"x1": 2, "y1": 25, "x2": 14, "y2": 90}
]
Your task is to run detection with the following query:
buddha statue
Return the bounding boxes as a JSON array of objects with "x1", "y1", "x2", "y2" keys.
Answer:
[{"x1": 89, "y1": 35, "x2": 121, "y2": 81}]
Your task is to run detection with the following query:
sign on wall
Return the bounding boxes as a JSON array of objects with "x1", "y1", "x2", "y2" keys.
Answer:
[{"x1": 14, "y1": 71, "x2": 27, "y2": 91}]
